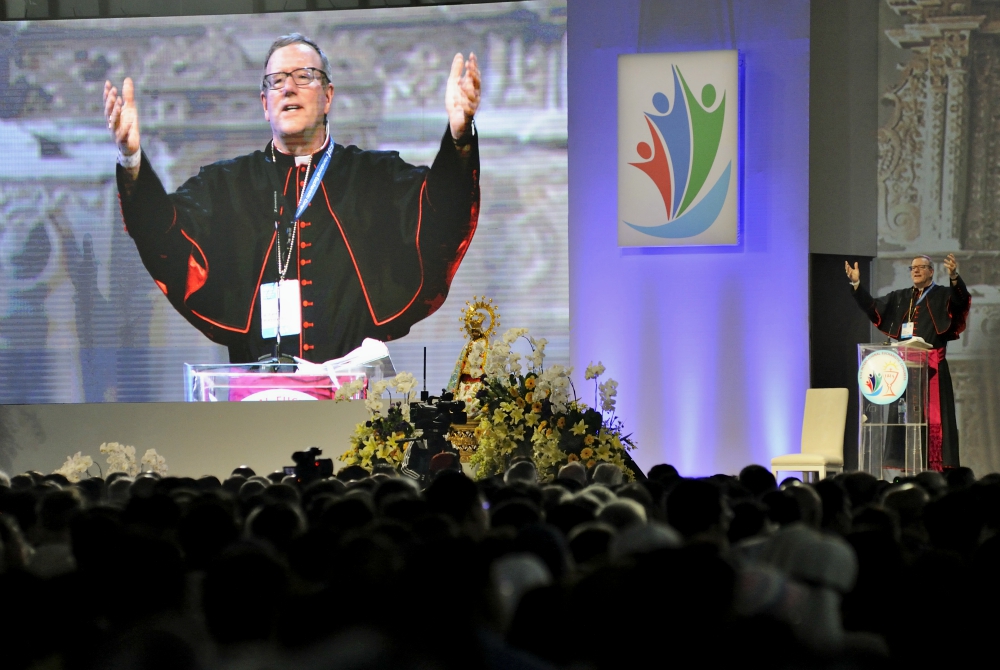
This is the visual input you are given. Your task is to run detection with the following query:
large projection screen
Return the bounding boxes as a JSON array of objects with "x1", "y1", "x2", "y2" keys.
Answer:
[{"x1": 0, "y1": 1, "x2": 568, "y2": 403}]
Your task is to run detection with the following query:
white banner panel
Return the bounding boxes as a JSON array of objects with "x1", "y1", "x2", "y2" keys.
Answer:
[{"x1": 618, "y1": 51, "x2": 740, "y2": 247}]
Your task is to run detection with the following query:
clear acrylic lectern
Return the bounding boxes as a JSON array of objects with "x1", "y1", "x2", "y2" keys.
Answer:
[{"x1": 857, "y1": 343, "x2": 929, "y2": 480}]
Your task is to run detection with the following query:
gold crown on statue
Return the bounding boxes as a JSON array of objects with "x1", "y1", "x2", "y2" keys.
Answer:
[{"x1": 460, "y1": 296, "x2": 499, "y2": 342}]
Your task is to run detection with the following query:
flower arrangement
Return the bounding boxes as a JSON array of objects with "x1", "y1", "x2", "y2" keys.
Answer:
[
  {"x1": 52, "y1": 443, "x2": 169, "y2": 480},
  {"x1": 101, "y1": 442, "x2": 139, "y2": 476},
  {"x1": 469, "y1": 329, "x2": 635, "y2": 481},
  {"x1": 53, "y1": 452, "x2": 95, "y2": 483},
  {"x1": 140, "y1": 448, "x2": 169, "y2": 476},
  {"x1": 338, "y1": 372, "x2": 420, "y2": 470}
]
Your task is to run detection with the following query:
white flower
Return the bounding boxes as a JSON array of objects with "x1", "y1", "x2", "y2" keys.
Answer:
[
  {"x1": 100, "y1": 442, "x2": 139, "y2": 476},
  {"x1": 401, "y1": 403, "x2": 411, "y2": 422},
  {"x1": 53, "y1": 451, "x2": 94, "y2": 483},
  {"x1": 527, "y1": 337, "x2": 547, "y2": 370},
  {"x1": 502, "y1": 327, "x2": 529, "y2": 344},
  {"x1": 140, "y1": 449, "x2": 168, "y2": 476},
  {"x1": 371, "y1": 380, "x2": 389, "y2": 397},
  {"x1": 484, "y1": 341, "x2": 511, "y2": 377},
  {"x1": 365, "y1": 396, "x2": 384, "y2": 414},
  {"x1": 467, "y1": 340, "x2": 487, "y2": 377},
  {"x1": 600, "y1": 379, "x2": 619, "y2": 413},
  {"x1": 585, "y1": 361, "x2": 606, "y2": 380},
  {"x1": 507, "y1": 351, "x2": 523, "y2": 376},
  {"x1": 393, "y1": 372, "x2": 417, "y2": 396},
  {"x1": 334, "y1": 378, "x2": 366, "y2": 401}
]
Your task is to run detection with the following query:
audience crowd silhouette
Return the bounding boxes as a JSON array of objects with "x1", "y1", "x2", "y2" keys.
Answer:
[{"x1": 1, "y1": 458, "x2": 998, "y2": 669}]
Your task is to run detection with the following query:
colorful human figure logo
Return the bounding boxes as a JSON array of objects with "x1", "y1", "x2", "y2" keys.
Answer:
[{"x1": 624, "y1": 66, "x2": 732, "y2": 238}]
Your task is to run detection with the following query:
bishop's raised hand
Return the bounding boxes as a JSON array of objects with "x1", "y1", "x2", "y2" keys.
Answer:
[
  {"x1": 104, "y1": 78, "x2": 141, "y2": 161},
  {"x1": 844, "y1": 261, "x2": 860, "y2": 284},
  {"x1": 445, "y1": 53, "x2": 481, "y2": 141},
  {"x1": 944, "y1": 253, "x2": 959, "y2": 279}
]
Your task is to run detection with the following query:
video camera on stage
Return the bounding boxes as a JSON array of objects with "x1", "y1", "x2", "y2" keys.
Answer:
[
  {"x1": 401, "y1": 391, "x2": 467, "y2": 482},
  {"x1": 284, "y1": 447, "x2": 334, "y2": 484}
]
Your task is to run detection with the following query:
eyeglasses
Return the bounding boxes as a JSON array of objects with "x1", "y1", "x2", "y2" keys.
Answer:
[
  {"x1": 908, "y1": 265, "x2": 932, "y2": 271},
  {"x1": 262, "y1": 67, "x2": 327, "y2": 90}
]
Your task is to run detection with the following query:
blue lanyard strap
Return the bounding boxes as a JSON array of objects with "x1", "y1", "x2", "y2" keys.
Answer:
[
  {"x1": 294, "y1": 139, "x2": 334, "y2": 222},
  {"x1": 915, "y1": 282, "x2": 934, "y2": 306}
]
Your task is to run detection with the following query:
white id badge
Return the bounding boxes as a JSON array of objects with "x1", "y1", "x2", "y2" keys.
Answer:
[
  {"x1": 900, "y1": 322, "x2": 914, "y2": 340},
  {"x1": 260, "y1": 280, "x2": 302, "y2": 339}
]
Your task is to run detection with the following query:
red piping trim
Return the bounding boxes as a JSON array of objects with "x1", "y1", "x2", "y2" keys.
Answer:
[
  {"x1": 181, "y1": 229, "x2": 208, "y2": 301},
  {"x1": 188, "y1": 231, "x2": 277, "y2": 333},
  {"x1": 297, "y1": 219, "x2": 303, "y2": 358},
  {"x1": 321, "y1": 180, "x2": 425, "y2": 326},
  {"x1": 166, "y1": 206, "x2": 178, "y2": 233}
]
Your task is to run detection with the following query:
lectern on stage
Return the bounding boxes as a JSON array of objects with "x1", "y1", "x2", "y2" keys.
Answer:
[
  {"x1": 857, "y1": 341, "x2": 931, "y2": 480},
  {"x1": 184, "y1": 339, "x2": 394, "y2": 402}
]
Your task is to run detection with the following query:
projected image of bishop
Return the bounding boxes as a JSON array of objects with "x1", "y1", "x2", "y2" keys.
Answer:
[{"x1": 103, "y1": 33, "x2": 480, "y2": 363}]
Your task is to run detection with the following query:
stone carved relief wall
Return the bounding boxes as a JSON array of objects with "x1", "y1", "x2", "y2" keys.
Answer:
[{"x1": 879, "y1": 0, "x2": 1000, "y2": 473}]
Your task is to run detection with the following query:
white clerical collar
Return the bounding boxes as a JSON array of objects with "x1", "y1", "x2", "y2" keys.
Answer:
[{"x1": 277, "y1": 129, "x2": 331, "y2": 166}]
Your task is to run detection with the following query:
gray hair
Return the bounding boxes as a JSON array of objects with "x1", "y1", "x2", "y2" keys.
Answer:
[
  {"x1": 262, "y1": 33, "x2": 333, "y2": 92},
  {"x1": 913, "y1": 254, "x2": 934, "y2": 268}
]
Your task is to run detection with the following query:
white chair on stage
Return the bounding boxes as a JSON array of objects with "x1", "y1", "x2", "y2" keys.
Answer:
[{"x1": 770, "y1": 388, "x2": 849, "y2": 481}]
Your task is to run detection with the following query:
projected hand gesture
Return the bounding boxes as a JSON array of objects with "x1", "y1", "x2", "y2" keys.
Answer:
[
  {"x1": 446, "y1": 53, "x2": 481, "y2": 141},
  {"x1": 103, "y1": 78, "x2": 141, "y2": 160},
  {"x1": 944, "y1": 253, "x2": 959, "y2": 278}
]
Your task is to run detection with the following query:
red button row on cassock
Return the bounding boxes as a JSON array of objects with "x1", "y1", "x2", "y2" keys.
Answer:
[{"x1": 300, "y1": 212, "x2": 312, "y2": 355}]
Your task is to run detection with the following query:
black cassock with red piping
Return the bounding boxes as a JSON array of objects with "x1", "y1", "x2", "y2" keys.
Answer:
[
  {"x1": 851, "y1": 276, "x2": 971, "y2": 470},
  {"x1": 117, "y1": 127, "x2": 479, "y2": 363}
]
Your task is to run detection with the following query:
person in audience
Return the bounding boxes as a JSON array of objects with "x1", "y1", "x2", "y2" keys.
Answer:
[
  {"x1": 7, "y1": 456, "x2": 1000, "y2": 669},
  {"x1": 504, "y1": 459, "x2": 538, "y2": 485},
  {"x1": 667, "y1": 478, "x2": 730, "y2": 546},
  {"x1": 739, "y1": 464, "x2": 777, "y2": 498}
]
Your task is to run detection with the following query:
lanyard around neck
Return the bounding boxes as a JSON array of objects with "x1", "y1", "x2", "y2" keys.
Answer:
[
  {"x1": 271, "y1": 134, "x2": 334, "y2": 280},
  {"x1": 906, "y1": 282, "x2": 935, "y2": 321}
]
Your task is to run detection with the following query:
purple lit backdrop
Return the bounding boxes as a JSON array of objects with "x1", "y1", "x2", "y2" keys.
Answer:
[{"x1": 568, "y1": 0, "x2": 810, "y2": 476}]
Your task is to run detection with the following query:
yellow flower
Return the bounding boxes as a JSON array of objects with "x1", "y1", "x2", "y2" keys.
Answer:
[
  {"x1": 557, "y1": 417, "x2": 566, "y2": 429},
  {"x1": 525, "y1": 392, "x2": 534, "y2": 403},
  {"x1": 525, "y1": 377, "x2": 536, "y2": 389},
  {"x1": 509, "y1": 407, "x2": 525, "y2": 423},
  {"x1": 532, "y1": 402, "x2": 543, "y2": 413},
  {"x1": 584, "y1": 435, "x2": 595, "y2": 446},
  {"x1": 493, "y1": 408, "x2": 508, "y2": 423},
  {"x1": 580, "y1": 447, "x2": 594, "y2": 460},
  {"x1": 596, "y1": 444, "x2": 612, "y2": 460},
  {"x1": 509, "y1": 386, "x2": 520, "y2": 397},
  {"x1": 516, "y1": 397, "x2": 526, "y2": 408},
  {"x1": 512, "y1": 426, "x2": 526, "y2": 441},
  {"x1": 524, "y1": 412, "x2": 540, "y2": 426},
  {"x1": 570, "y1": 420, "x2": 587, "y2": 436},
  {"x1": 538, "y1": 420, "x2": 547, "y2": 430},
  {"x1": 567, "y1": 453, "x2": 579, "y2": 462}
]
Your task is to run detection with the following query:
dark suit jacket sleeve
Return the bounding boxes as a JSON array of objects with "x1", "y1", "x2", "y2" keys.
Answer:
[{"x1": 852, "y1": 283, "x2": 897, "y2": 335}]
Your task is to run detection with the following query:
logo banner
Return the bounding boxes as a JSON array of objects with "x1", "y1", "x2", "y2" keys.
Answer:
[
  {"x1": 858, "y1": 350, "x2": 909, "y2": 406},
  {"x1": 618, "y1": 51, "x2": 740, "y2": 247}
]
